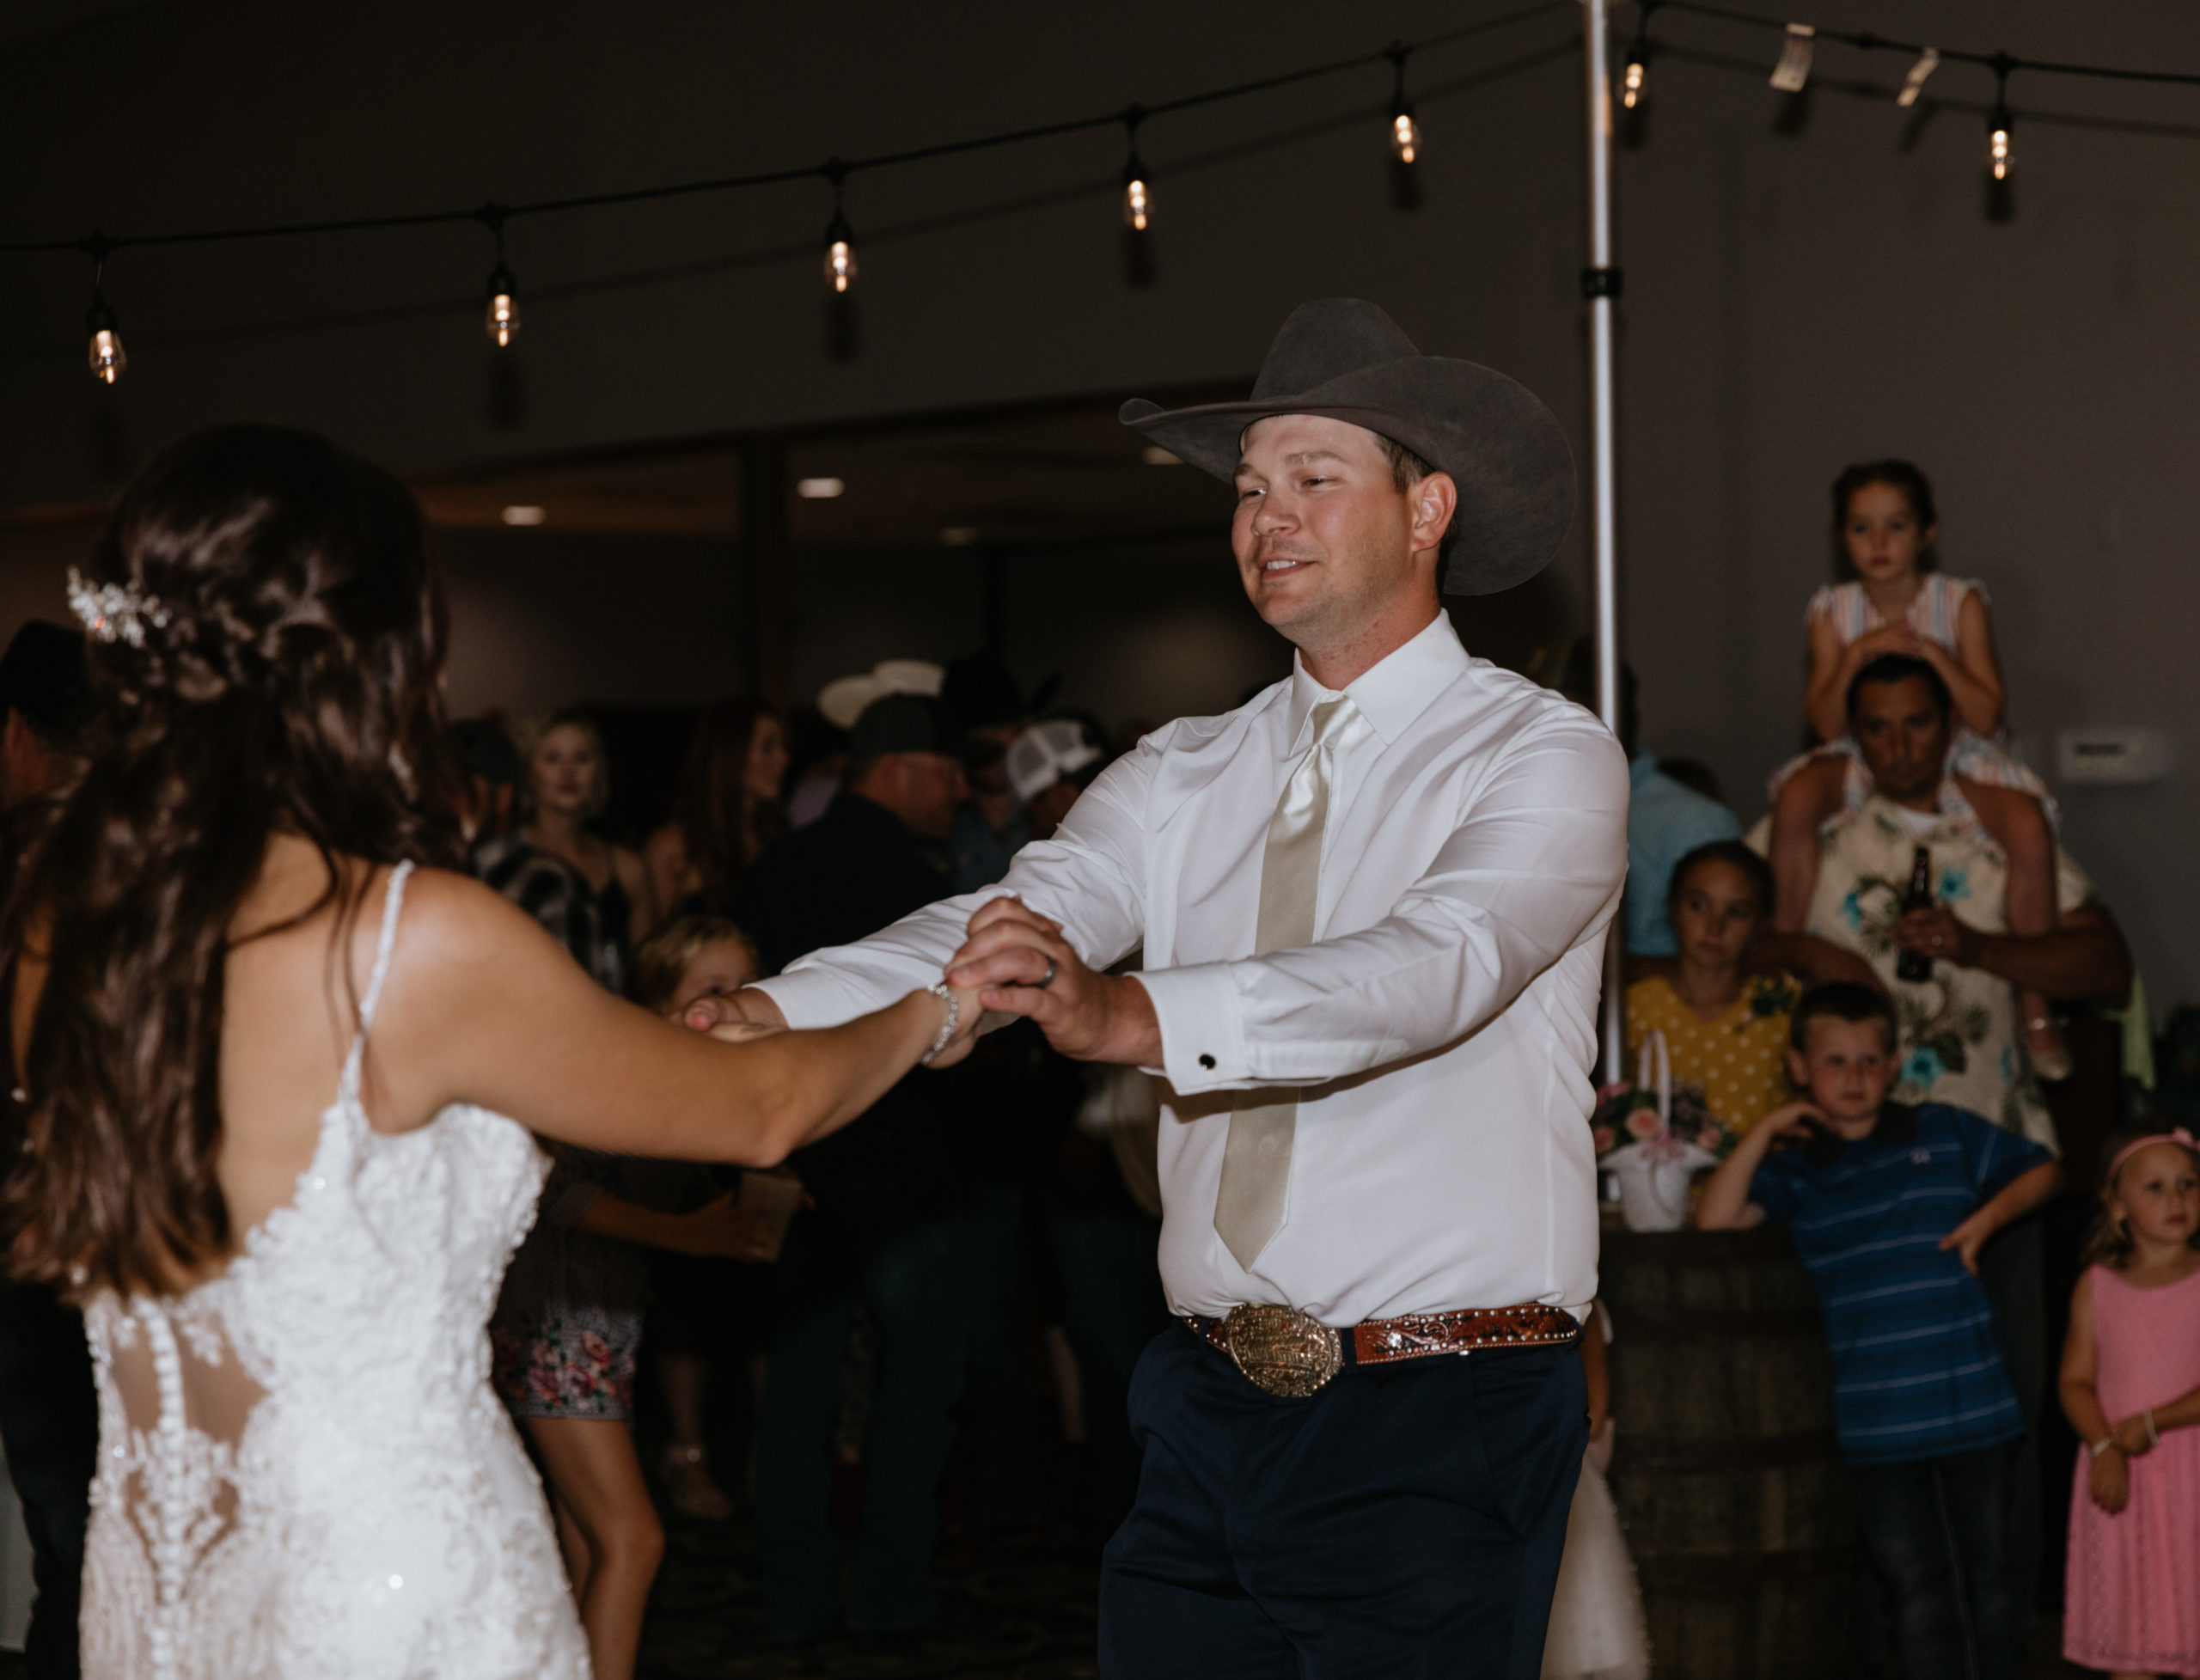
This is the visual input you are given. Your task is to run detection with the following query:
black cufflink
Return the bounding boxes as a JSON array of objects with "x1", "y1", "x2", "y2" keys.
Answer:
[{"x1": 1199, "y1": 1054, "x2": 1216, "y2": 1070}]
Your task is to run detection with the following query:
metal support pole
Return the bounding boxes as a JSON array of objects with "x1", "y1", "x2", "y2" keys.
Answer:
[{"x1": 1583, "y1": 0, "x2": 1626, "y2": 1085}]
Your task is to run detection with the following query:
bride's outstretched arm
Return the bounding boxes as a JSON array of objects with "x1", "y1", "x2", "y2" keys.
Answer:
[{"x1": 365, "y1": 868, "x2": 978, "y2": 1166}]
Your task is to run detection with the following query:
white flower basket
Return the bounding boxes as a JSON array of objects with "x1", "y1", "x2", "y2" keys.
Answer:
[
  {"x1": 1601, "y1": 1029, "x2": 1718, "y2": 1231},
  {"x1": 1604, "y1": 1137, "x2": 1721, "y2": 1231}
]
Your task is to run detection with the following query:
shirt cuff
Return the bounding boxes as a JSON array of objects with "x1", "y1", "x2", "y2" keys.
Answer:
[
  {"x1": 751, "y1": 968, "x2": 871, "y2": 1030},
  {"x1": 1132, "y1": 962, "x2": 1249, "y2": 1094}
]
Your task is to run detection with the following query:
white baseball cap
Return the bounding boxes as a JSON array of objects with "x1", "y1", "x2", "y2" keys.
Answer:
[
  {"x1": 816, "y1": 659, "x2": 944, "y2": 730},
  {"x1": 1006, "y1": 719, "x2": 1103, "y2": 803}
]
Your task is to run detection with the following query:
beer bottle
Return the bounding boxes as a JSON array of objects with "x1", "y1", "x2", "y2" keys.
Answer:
[{"x1": 1895, "y1": 845, "x2": 1934, "y2": 982}]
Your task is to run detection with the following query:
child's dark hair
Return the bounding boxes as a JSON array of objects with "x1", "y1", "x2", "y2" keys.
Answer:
[
  {"x1": 1666, "y1": 840, "x2": 1775, "y2": 921},
  {"x1": 1788, "y1": 982, "x2": 1897, "y2": 1054},
  {"x1": 2079, "y1": 1125, "x2": 2200, "y2": 1269},
  {"x1": 1831, "y1": 459, "x2": 1939, "y2": 574}
]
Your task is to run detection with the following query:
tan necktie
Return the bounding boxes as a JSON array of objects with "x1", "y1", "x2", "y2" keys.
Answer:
[{"x1": 1213, "y1": 695, "x2": 1362, "y2": 1270}]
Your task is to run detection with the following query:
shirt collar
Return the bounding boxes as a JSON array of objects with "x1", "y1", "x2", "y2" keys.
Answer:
[
  {"x1": 1859, "y1": 776, "x2": 1976, "y2": 840},
  {"x1": 1283, "y1": 611, "x2": 1469, "y2": 754}
]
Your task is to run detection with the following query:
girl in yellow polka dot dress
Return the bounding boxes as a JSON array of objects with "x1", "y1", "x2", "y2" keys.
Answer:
[{"x1": 1626, "y1": 841, "x2": 1799, "y2": 1134}]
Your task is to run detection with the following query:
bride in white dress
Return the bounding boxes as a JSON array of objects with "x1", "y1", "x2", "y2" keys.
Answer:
[{"x1": 3, "y1": 425, "x2": 980, "y2": 1680}]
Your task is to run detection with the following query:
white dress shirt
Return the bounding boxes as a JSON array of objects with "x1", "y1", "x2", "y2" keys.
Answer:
[{"x1": 756, "y1": 613, "x2": 1630, "y2": 1325}]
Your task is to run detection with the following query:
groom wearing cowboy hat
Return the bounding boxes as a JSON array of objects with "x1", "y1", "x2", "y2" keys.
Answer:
[{"x1": 715, "y1": 299, "x2": 1630, "y2": 1671}]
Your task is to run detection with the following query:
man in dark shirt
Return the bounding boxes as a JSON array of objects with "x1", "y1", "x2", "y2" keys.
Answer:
[
  {"x1": 0, "y1": 621, "x2": 96, "y2": 1680},
  {"x1": 735, "y1": 692, "x2": 971, "y2": 1642}
]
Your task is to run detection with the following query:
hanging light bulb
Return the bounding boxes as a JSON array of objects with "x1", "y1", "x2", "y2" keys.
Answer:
[
  {"x1": 1622, "y1": 3, "x2": 1658, "y2": 110},
  {"x1": 1989, "y1": 63, "x2": 2014, "y2": 181},
  {"x1": 823, "y1": 211, "x2": 858, "y2": 291},
  {"x1": 1385, "y1": 45, "x2": 1420, "y2": 163},
  {"x1": 1119, "y1": 111, "x2": 1152, "y2": 231},
  {"x1": 821, "y1": 161, "x2": 857, "y2": 292},
  {"x1": 485, "y1": 262, "x2": 520, "y2": 346},
  {"x1": 480, "y1": 208, "x2": 519, "y2": 347},
  {"x1": 1390, "y1": 108, "x2": 1421, "y2": 162},
  {"x1": 1121, "y1": 163, "x2": 1152, "y2": 230},
  {"x1": 83, "y1": 244, "x2": 125, "y2": 384}
]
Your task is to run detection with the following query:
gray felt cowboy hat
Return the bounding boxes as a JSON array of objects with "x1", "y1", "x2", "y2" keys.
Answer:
[{"x1": 1119, "y1": 298, "x2": 1575, "y2": 596}]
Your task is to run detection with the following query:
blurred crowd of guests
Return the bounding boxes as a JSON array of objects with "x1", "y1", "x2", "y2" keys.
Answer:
[
  {"x1": 446, "y1": 652, "x2": 1168, "y2": 1660},
  {"x1": 0, "y1": 619, "x2": 1169, "y2": 1676},
  {"x1": 0, "y1": 455, "x2": 2172, "y2": 1677}
]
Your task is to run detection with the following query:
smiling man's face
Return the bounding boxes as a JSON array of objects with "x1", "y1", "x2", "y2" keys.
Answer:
[{"x1": 1231, "y1": 414, "x2": 1449, "y2": 660}]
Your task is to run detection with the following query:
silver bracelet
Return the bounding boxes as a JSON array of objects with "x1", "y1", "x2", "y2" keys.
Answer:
[
  {"x1": 919, "y1": 982, "x2": 958, "y2": 1066},
  {"x1": 2090, "y1": 1436, "x2": 2117, "y2": 1460},
  {"x1": 2144, "y1": 1408, "x2": 2160, "y2": 1448}
]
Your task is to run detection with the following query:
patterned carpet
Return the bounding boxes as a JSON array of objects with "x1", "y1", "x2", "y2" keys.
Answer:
[{"x1": 639, "y1": 1516, "x2": 1103, "y2": 1680}]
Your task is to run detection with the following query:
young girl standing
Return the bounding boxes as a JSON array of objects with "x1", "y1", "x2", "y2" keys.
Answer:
[
  {"x1": 2058, "y1": 1126, "x2": 2200, "y2": 1679},
  {"x1": 1768, "y1": 459, "x2": 2068, "y2": 1078}
]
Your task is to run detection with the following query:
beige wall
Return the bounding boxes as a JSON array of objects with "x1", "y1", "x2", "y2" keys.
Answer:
[{"x1": 4, "y1": 0, "x2": 2196, "y2": 1011}]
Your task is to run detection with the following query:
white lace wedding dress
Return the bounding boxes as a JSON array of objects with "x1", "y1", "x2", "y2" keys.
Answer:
[{"x1": 79, "y1": 864, "x2": 590, "y2": 1679}]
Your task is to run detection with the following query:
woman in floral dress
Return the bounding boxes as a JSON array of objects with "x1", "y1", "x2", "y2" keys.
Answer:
[{"x1": 482, "y1": 754, "x2": 752, "y2": 1680}]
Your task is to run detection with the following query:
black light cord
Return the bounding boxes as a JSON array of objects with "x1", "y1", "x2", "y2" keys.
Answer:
[{"x1": 0, "y1": 0, "x2": 1568, "y2": 260}]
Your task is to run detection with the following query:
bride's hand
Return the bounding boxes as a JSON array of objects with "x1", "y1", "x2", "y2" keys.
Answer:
[
  {"x1": 679, "y1": 988, "x2": 788, "y2": 1033},
  {"x1": 706, "y1": 1018, "x2": 785, "y2": 1045},
  {"x1": 920, "y1": 982, "x2": 986, "y2": 1071}
]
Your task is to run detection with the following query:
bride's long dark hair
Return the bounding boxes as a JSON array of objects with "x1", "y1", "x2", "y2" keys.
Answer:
[{"x1": 3, "y1": 425, "x2": 465, "y2": 1298}]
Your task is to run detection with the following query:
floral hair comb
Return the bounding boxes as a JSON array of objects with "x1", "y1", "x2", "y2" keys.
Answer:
[{"x1": 67, "y1": 566, "x2": 171, "y2": 648}]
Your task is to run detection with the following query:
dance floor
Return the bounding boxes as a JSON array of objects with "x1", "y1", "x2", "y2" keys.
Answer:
[
  {"x1": 639, "y1": 1517, "x2": 1103, "y2": 1679},
  {"x1": 633, "y1": 1511, "x2": 2092, "y2": 1680},
  {"x1": 0, "y1": 1538, "x2": 2092, "y2": 1677}
]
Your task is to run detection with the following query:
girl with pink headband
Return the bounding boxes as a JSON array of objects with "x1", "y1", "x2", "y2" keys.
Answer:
[{"x1": 2057, "y1": 1125, "x2": 2200, "y2": 1678}]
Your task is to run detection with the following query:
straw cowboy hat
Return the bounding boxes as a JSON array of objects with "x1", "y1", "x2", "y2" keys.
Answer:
[{"x1": 1119, "y1": 298, "x2": 1575, "y2": 596}]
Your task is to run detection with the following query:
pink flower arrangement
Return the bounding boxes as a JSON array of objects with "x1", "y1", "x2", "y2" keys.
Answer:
[{"x1": 1591, "y1": 1079, "x2": 1737, "y2": 1164}]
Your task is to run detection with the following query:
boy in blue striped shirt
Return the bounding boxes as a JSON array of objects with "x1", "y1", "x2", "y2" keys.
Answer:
[{"x1": 1696, "y1": 982, "x2": 2060, "y2": 1680}]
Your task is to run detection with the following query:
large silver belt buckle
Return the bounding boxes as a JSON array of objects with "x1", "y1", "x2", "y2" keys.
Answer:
[{"x1": 1221, "y1": 1304, "x2": 1343, "y2": 1398}]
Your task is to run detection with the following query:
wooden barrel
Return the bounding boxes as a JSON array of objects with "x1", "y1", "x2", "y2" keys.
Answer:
[{"x1": 1601, "y1": 1225, "x2": 1861, "y2": 1680}]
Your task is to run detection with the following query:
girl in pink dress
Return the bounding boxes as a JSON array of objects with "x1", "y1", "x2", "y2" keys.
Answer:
[{"x1": 2059, "y1": 1126, "x2": 2200, "y2": 1678}]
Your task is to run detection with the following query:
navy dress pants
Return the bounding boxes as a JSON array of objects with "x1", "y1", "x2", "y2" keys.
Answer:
[{"x1": 1100, "y1": 1328, "x2": 1586, "y2": 1679}]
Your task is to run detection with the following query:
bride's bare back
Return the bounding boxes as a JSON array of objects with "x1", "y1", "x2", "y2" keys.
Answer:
[{"x1": 15, "y1": 830, "x2": 961, "y2": 1277}]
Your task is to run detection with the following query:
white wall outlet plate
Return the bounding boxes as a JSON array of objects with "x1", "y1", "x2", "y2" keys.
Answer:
[{"x1": 2055, "y1": 727, "x2": 2175, "y2": 786}]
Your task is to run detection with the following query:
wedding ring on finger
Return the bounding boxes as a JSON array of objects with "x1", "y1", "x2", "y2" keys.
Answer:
[{"x1": 1036, "y1": 956, "x2": 1058, "y2": 990}]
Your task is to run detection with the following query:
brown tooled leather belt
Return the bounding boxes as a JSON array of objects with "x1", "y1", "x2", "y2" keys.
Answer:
[{"x1": 1182, "y1": 1301, "x2": 1581, "y2": 1398}]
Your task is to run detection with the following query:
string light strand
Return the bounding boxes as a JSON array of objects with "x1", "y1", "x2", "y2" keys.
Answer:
[
  {"x1": 1653, "y1": 0, "x2": 2200, "y2": 89},
  {"x1": 481, "y1": 206, "x2": 519, "y2": 347},
  {"x1": 83, "y1": 238, "x2": 125, "y2": 385},
  {"x1": 1386, "y1": 43, "x2": 1421, "y2": 161},
  {"x1": 1119, "y1": 108, "x2": 1153, "y2": 231},
  {"x1": 7, "y1": 0, "x2": 2198, "y2": 382},
  {"x1": 1988, "y1": 55, "x2": 2015, "y2": 180},
  {"x1": 1622, "y1": 1, "x2": 1659, "y2": 108},
  {"x1": 822, "y1": 160, "x2": 857, "y2": 293},
  {"x1": 0, "y1": 1, "x2": 1569, "y2": 260}
]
